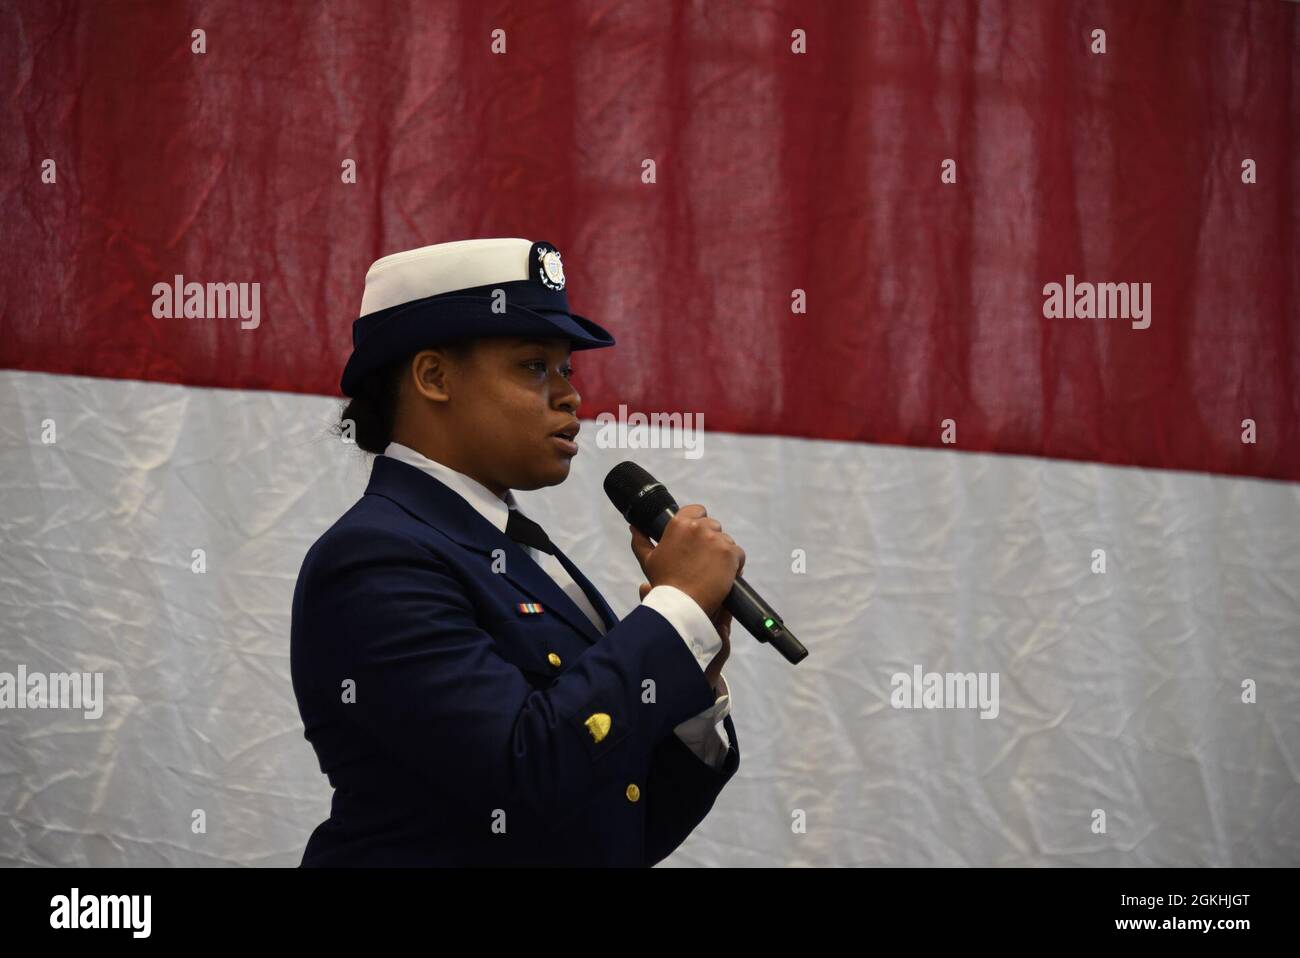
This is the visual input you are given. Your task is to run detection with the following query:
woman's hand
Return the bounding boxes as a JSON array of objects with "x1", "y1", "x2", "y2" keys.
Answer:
[{"x1": 627, "y1": 513, "x2": 744, "y2": 619}]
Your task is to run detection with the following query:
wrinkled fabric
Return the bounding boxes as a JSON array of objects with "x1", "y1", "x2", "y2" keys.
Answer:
[
  {"x1": 0, "y1": 1, "x2": 1296, "y2": 480},
  {"x1": 1, "y1": 370, "x2": 1296, "y2": 866}
]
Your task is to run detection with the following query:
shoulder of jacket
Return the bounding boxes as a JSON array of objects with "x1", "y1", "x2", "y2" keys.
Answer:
[{"x1": 303, "y1": 496, "x2": 460, "y2": 571}]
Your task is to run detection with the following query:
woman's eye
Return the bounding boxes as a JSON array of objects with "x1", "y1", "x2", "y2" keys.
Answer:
[{"x1": 523, "y1": 360, "x2": 574, "y2": 378}]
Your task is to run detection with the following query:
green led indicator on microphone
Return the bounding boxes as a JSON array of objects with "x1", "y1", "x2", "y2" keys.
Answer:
[{"x1": 764, "y1": 617, "x2": 775, "y2": 629}]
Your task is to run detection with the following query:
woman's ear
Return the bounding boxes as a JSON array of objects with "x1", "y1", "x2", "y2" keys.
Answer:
[{"x1": 409, "y1": 349, "x2": 455, "y2": 402}]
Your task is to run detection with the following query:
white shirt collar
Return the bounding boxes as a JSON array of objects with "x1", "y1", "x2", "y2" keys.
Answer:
[{"x1": 382, "y1": 440, "x2": 521, "y2": 532}]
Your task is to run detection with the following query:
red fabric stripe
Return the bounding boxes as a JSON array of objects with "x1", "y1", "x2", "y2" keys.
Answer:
[{"x1": 1, "y1": 1, "x2": 1295, "y2": 481}]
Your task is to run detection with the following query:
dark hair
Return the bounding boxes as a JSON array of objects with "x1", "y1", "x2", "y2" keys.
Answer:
[{"x1": 335, "y1": 341, "x2": 474, "y2": 454}]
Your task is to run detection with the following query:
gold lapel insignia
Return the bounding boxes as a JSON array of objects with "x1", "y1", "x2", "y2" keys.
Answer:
[{"x1": 584, "y1": 712, "x2": 612, "y2": 744}]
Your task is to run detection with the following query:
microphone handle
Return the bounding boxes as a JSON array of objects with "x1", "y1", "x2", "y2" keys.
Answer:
[
  {"x1": 641, "y1": 507, "x2": 808, "y2": 665},
  {"x1": 727, "y1": 574, "x2": 809, "y2": 665}
]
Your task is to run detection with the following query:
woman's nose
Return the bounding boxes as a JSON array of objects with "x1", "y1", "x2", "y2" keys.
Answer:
[{"x1": 554, "y1": 375, "x2": 580, "y2": 413}]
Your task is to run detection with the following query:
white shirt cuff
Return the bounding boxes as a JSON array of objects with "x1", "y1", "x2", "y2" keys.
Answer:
[
  {"x1": 640, "y1": 584, "x2": 721, "y2": 674},
  {"x1": 672, "y1": 672, "x2": 732, "y2": 769},
  {"x1": 639, "y1": 586, "x2": 732, "y2": 770}
]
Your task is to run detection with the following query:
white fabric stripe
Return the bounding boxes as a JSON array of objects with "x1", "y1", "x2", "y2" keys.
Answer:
[{"x1": 1, "y1": 369, "x2": 1297, "y2": 866}]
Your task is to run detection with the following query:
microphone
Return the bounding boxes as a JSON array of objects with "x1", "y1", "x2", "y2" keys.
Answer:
[{"x1": 604, "y1": 462, "x2": 808, "y2": 665}]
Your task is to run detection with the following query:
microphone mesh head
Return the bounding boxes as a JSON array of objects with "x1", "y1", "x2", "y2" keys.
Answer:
[
  {"x1": 604, "y1": 461, "x2": 655, "y2": 514},
  {"x1": 604, "y1": 461, "x2": 677, "y2": 525}
]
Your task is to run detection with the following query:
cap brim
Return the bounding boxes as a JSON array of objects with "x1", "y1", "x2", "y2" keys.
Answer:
[{"x1": 339, "y1": 304, "x2": 615, "y2": 396}]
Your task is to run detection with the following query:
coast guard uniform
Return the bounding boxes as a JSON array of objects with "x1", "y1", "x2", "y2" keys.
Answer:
[{"x1": 290, "y1": 238, "x2": 740, "y2": 866}]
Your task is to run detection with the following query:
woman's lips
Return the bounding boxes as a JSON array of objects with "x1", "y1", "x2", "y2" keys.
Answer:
[{"x1": 551, "y1": 435, "x2": 578, "y2": 456}]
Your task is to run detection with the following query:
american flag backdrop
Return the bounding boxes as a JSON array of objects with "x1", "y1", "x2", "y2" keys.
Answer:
[{"x1": 1, "y1": 0, "x2": 1297, "y2": 868}]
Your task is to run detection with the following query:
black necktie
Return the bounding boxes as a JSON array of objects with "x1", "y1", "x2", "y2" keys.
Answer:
[{"x1": 506, "y1": 509, "x2": 556, "y2": 556}]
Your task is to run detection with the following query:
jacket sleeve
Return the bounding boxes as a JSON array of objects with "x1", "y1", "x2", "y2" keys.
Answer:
[
  {"x1": 643, "y1": 711, "x2": 740, "y2": 865},
  {"x1": 294, "y1": 524, "x2": 719, "y2": 832}
]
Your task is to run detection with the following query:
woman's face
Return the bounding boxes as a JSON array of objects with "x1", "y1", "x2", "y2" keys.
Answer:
[{"x1": 441, "y1": 336, "x2": 582, "y2": 495}]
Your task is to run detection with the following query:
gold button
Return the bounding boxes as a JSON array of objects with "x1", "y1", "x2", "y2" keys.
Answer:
[
  {"x1": 626, "y1": 783, "x2": 640, "y2": 802},
  {"x1": 584, "y1": 712, "x2": 611, "y2": 743},
  {"x1": 547, "y1": 652, "x2": 562, "y2": 667}
]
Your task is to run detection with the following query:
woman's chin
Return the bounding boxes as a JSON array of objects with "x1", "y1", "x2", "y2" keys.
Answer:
[
  {"x1": 544, "y1": 459, "x2": 574, "y2": 484},
  {"x1": 512, "y1": 460, "x2": 572, "y2": 491}
]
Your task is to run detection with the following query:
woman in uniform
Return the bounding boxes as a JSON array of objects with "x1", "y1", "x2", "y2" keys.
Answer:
[{"x1": 289, "y1": 238, "x2": 744, "y2": 866}]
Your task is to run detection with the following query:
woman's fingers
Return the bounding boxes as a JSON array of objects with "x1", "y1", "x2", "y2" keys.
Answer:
[{"x1": 629, "y1": 525, "x2": 655, "y2": 568}]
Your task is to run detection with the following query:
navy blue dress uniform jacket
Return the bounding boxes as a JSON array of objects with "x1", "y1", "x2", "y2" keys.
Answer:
[{"x1": 290, "y1": 454, "x2": 740, "y2": 866}]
